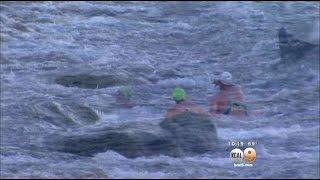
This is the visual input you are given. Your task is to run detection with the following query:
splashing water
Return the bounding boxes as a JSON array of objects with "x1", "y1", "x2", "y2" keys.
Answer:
[{"x1": 1, "y1": 1, "x2": 319, "y2": 178}]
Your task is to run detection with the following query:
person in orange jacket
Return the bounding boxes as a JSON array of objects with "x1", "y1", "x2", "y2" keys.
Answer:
[
  {"x1": 166, "y1": 87, "x2": 209, "y2": 119},
  {"x1": 210, "y1": 72, "x2": 248, "y2": 117}
]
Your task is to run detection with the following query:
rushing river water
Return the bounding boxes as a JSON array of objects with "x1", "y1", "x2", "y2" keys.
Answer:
[{"x1": 1, "y1": 1, "x2": 319, "y2": 179}]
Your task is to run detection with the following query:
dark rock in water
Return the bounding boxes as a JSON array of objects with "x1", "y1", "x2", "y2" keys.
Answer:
[
  {"x1": 51, "y1": 122, "x2": 173, "y2": 158},
  {"x1": 157, "y1": 69, "x2": 185, "y2": 80},
  {"x1": 86, "y1": 131, "x2": 172, "y2": 158},
  {"x1": 30, "y1": 101, "x2": 100, "y2": 129},
  {"x1": 49, "y1": 112, "x2": 218, "y2": 158},
  {"x1": 11, "y1": 23, "x2": 29, "y2": 32},
  {"x1": 160, "y1": 112, "x2": 218, "y2": 156},
  {"x1": 278, "y1": 27, "x2": 319, "y2": 61},
  {"x1": 55, "y1": 74, "x2": 143, "y2": 89},
  {"x1": 272, "y1": 27, "x2": 319, "y2": 77}
]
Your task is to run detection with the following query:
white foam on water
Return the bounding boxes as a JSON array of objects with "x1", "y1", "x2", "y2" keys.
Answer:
[
  {"x1": 310, "y1": 20, "x2": 320, "y2": 44},
  {"x1": 92, "y1": 151, "x2": 232, "y2": 179},
  {"x1": 86, "y1": 16, "x2": 121, "y2": 25},
  {"x1": 218, "y1": 124, "x2": 303, "y2": 140},
  {"x1": 1, "y1": 1, "x2": 319, "y2": 179},
  {"x1": 258, "y1": 144, "x2": 318, "y2": 163},
  {"x1": 157, "y1": 77, "x2": 198, "y2": 88}
]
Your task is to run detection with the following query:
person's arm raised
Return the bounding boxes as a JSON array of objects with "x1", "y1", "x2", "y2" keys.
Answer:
[{"x1": 210, "y1": 96, "x2": 220, "y2": 118}]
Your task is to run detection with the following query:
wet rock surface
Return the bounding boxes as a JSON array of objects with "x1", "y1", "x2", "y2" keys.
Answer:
[
  {"x1": 30, "y1": 101, "x2": 100, "y2": 129},
  {"x1": 160, "y1": 112, "x2": 218, "y2": 155},
  {"x1": 50, "y1": 112, "x2": 218, "y2": 158},
  {"x1": 278, "y1": 27, "x2": 319, "y2": 62},
  {"x1": 55, "y1": 74, "x2": 144, "y2": 89}
]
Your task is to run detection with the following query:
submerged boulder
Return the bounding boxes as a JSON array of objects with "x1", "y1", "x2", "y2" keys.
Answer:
[
  {"x1": 50, "y1": 112, "x2": 218, "y2": 158},
  {"x1": 55, "y1": 74, "x2": 144, "y2": 89}
]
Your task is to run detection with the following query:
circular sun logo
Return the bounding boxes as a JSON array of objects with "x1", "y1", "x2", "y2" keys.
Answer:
[{"x1": 244, "y1": 147, "x2": 256, "y2": 164}]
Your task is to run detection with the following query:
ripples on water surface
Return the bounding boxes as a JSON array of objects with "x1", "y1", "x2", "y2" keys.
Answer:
[{"x1": 0, "y1": 1, "x2": 319, "y2": 179}]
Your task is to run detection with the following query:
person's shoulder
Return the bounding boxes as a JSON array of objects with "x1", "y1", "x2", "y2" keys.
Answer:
[
  {"x1": 182, "y1": 100, "x2": 194, "y2": 105},
  {"x1": 182, "y1": 100, "x2": 199, "y2": 107}
]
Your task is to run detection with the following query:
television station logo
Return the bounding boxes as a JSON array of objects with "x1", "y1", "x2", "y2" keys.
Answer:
[{"x1": 229, "y1": 141, "x2": 257, "y2": 167}]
